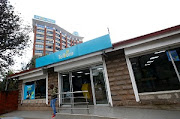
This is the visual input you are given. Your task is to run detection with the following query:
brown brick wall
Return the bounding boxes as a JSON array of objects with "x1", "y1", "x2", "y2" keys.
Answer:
[
  {"x1": 105, "y1": 49, "x2": 137, "y2": 106},
  {"x1": 18, "y1": 80, "x2": 22, "y2": 106}
]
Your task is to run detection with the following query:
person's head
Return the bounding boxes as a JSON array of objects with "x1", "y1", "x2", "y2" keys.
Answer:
[{"x1": 50, "y1": 84, "x2": 54, "y2": 89}]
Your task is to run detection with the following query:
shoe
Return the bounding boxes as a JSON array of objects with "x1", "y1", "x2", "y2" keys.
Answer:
[{"x1": 52, "y1": 114, "x2": 56, "y2": 119}]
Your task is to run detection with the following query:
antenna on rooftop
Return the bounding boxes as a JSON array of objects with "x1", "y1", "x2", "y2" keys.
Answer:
[{"x1": 107, "y1": 27, "x2": 110, "y2": 34}]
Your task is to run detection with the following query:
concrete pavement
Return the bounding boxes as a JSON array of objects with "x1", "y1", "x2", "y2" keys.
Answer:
[{"x1": 1, "y1": 106, "x2": 180, "y2": 119}]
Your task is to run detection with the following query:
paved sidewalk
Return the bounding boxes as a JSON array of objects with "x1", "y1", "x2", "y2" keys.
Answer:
[{"x1": 1, "y1": 106, "x2": 180, "y2": 119}]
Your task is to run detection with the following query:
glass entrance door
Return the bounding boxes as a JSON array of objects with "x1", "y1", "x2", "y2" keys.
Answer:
[
  {"x1": 72, "y1": 69, "x2": 93, "y2": 104},
  {"x1": 92, "y1": 65, "x2": 108, "y2": 104},
  {"x1": 61, "y1": 73, "x2": 71, "y2": 104},
  {"x1": 60, "y1": 65, "x2": 109, "y2": 105}
]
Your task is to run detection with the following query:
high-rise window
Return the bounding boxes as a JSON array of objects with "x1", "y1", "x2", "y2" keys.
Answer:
[
  {"x1": 46, "y1": 40, "x2": 53, "y2": 44},
  {"x1": 47, "y1": 31, "x2": 53, "y2": 34},
  {"x1": 56, "y1": 43, "x2": 60, "y2": 46},
  {"x1": 36, "y1": 39, "x2": 44, "y2": 43},
  {"x1": 36, "y1": 34, "x2": 44, "y2": 37},
  {"x1": 46, "y1": 26, "x2": 53, "y2": 30},
  {"x1": 35, "y1": 50, "x2": 43, "y2": 53},
  {"x1": 62, "y1": 41, "x2": 66, "y2": 44},
  {"x1": 45, "y1": 45, "x2": 53, "y2": 49},
  {"x1": 56, "y1": 47, "x2": 60, "y2": 50},
  {"x1": 56, "y1": 38, "x2": 60, "y2": 42},
  {"x1": 37, "y1": 24, "x2": 45, "y2": 28},
  {"x1": 62, "y1": 36, "x2": 66, "y2": 40},
  {"x1": 37, "y1": 29, "x2": 44, "y2": 33},
  {"x1": 56, "y1": 33, "x2": 60, "y2": 37},
  {"x1": 35, "y1": 44, "x2": 44, "y2": 48},
  {"x1": 46, "y1": 51, "x2": 53, "y2": 55},
  {"x1": 61, "y1": 32, "x2": 66, "y2": 36},
  {"x1": 46, "y1": 35, "x2": 53, "y2": 39},
  {"x1": 67, "y1": 44, "x2": 70, "y2": 47},
  {"x1": 62, "y1": 45, "x2": 66, "y2": 49}
]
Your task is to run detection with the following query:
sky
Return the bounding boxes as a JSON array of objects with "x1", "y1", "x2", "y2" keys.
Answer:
[{"x1": 9, "y1": 0, "x2": 180, "y2": 72}]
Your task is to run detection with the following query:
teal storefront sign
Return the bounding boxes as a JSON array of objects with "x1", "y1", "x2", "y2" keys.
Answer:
[{"x1": 36, "y1": 34, "x2": 112, "y2": 68}]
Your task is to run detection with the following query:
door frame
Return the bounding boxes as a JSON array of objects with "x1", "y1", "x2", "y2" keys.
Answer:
[{"x1": 58, "y1": 64, "x2": 111, "y2": 106}]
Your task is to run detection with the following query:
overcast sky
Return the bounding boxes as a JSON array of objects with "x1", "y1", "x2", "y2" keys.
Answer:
[{"x1": 10, "y1": 0, "x2": 180, "y2": 71}]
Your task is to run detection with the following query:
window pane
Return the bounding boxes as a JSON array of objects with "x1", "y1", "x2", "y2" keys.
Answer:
[
  {"x1": 35, "y1": 79, "x2": 46, "y2": 99},
  {"x1": 130, "y1": 50, "x2": 180, "y2": 93}
]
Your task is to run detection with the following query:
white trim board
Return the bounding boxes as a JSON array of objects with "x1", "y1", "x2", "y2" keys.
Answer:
[
  {"x1": 125, "y1": 56, "x2": 140, "y2": 102},
  {"x1": 125, "y1": 34, "x2": 180, "y2": 57},
  {"x1": 22, "y1": 75, "x2": 46, "y2": 83},
  {"x1": 139, "y1": 90, "x2": 180, "y2": 95},
  {"x1": 54, "y1": 55, "x2": 103, "y2": 72},
  {"x1": 103, "y1": 57, "x2": 113, "y2": 106}
]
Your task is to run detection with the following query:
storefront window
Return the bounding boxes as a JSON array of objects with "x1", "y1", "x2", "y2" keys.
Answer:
[
  {"x1": 130, "y1": 49, "x2": 180, "y2": 93},
  {"x1": 24, "y1": 79, "x2": 46, "y2": 100},
  {"x1": 35, "y1": 79, "x2": 46, "y2": 99}
]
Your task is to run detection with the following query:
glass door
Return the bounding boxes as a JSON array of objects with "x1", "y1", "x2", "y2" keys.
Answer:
[
  {"x1": 61, "y1": 73, "x2": 71, "y2": 104},
  {"x1": 71, "y1": 69, "x2": 93, "y2": 104},
  {"x1": 91, "y1": 65, "x2": 108, "y2": 104}
]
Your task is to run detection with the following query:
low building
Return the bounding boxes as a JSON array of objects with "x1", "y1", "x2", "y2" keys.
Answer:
[{"x1": 9, "y1": 25, "x2": 180, "y2": 111}]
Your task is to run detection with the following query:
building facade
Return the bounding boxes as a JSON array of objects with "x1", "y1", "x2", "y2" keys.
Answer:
[
  {"x1": 9, "y1": 25, "x2": 180, "y2": 111},
  {"x1": 32, "y1": 15, "x2": 83, "y2": 57}
]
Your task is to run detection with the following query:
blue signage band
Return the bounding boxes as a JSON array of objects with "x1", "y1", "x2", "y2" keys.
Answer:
[{"x1": 36, "y1": 34, "x2": 112, "y2": 68}]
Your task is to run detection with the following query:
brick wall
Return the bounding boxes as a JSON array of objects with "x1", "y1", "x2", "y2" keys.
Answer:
[
  {"x1": 48, "y1": 68, "x2": 59, "y2": 107},
  {"x1": 105, "y1": 49, "x2": 180, "y2": 110},
  {"x1": 105, "y1": 49, "x2": 137, "y2": 106},
  {"x1": 0, "y1": 90, "x2": 18, "y2": 114},
  {"x1": 18, "y1": 80, "x2": 22, "y2": 107}
]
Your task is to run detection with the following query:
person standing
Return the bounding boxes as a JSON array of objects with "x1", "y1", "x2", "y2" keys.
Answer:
[{"x1": 49, "y1": 84, "x2": 58, "y2": 118}]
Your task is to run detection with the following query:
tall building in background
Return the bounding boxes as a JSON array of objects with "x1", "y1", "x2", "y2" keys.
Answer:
[{"x1": 32, "y1": 15, "x2": 83, "y2": 57}]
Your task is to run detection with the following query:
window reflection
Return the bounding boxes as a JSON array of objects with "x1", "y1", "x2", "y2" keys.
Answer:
[{"x1": 130, "y1": 49, "x2": 180, "y2": 93}]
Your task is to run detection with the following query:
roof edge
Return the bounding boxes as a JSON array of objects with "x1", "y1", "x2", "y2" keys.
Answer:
[
  {"x1": 113, "y1": 24, "x2": 180, "y2": 47},
  {"x1": 8, "y1": 67, "x2": 42, "y2": 78}
]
